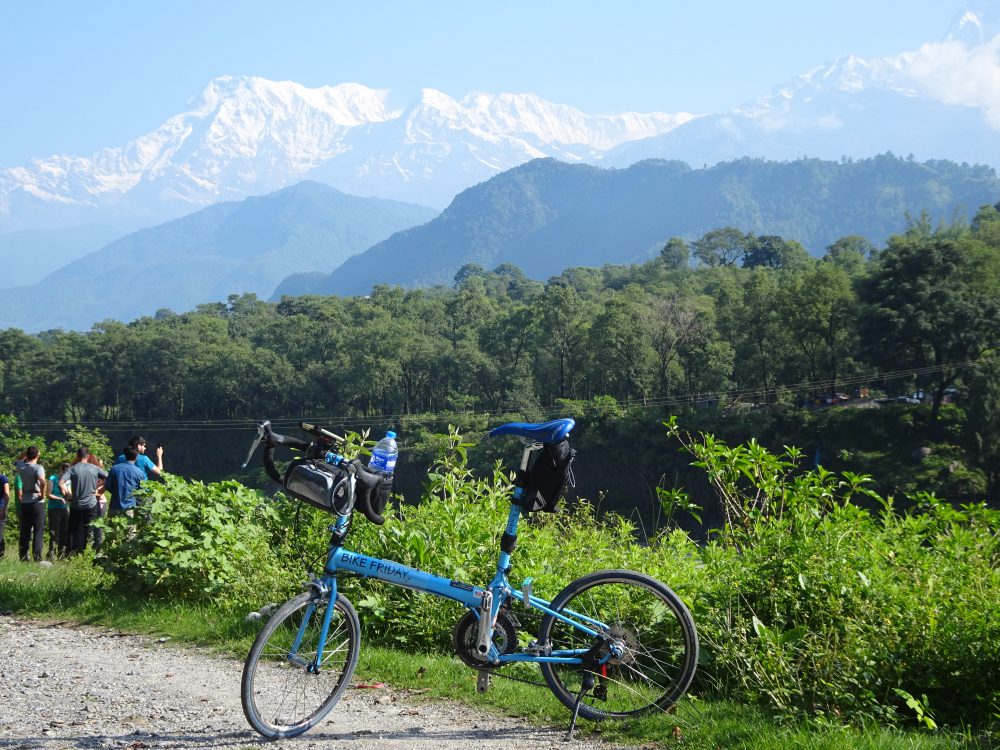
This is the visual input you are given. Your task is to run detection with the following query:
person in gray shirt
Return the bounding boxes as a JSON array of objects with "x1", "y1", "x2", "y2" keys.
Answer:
[
  {"x1": 62, "y1": 447, "x2": 108, "y2": 554},
  {"x1": 16, "y1": 446, "x2": 46, "y2": 561}
]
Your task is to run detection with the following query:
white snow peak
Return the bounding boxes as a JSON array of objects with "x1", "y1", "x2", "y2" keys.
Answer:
[{"x1": 0, "y1": 76, "x2": 693, "y2": 225}]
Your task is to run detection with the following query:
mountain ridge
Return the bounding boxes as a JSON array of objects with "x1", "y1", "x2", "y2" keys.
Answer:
[
  {"x1": 282, "y1": 155, "x2": 1000, "y2": 299},
  {"x1": 0, "y1": 181, "x2": 436, "y2": 332}
]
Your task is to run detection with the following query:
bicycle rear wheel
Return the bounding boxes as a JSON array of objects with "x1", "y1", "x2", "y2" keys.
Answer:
[
  {"x1": 241, "y1": 591, "x2": 360, "y2": 738},
  {"x1": 538, "y1": 569, "x2": 698, "y2": 721}
]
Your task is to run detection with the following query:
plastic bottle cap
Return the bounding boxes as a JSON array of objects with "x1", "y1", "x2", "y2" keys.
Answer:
[{"x1": 386, "y1": 431, "x2": 396, "y2": 439}]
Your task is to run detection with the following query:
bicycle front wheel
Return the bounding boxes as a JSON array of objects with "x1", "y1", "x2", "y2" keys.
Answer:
[
  {"x1": 538, "y1": 569, "x2": 698, "y2": 721},
  {"x1": 241, "y1": 591, "x2": 361, "y2": 739}
]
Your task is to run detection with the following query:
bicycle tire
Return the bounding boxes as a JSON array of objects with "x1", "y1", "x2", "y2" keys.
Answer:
[
  {"x1": 241, "y1": 591, "x2": 361, "y2": 739},
  {"x1": 538, "y1": 569, "x2": 698, "y2": 721}
]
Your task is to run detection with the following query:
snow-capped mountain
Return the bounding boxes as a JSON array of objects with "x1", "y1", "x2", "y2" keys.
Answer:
[
  {"x1": 607, "y1": 7, "x2": 1000, "y2": 168},
  {"x1": 0, "y1": 76, "x2": 693, "y2": 233},
  {"x1": 947, "y1": 1, "x2": 1000, "y2": 44}
]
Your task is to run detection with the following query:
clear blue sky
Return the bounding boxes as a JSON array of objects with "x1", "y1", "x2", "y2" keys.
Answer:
[{"x1": 0, "y1": 0, "x2": 965, "y2": 167}]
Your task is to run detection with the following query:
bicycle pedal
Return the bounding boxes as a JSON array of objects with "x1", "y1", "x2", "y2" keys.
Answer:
[
  {"x1": 476, "y1": 670, "x2": 491, "y2": 693},
  {"x1": 527, "y1": 639, "x2": 551, "y2": 656}
]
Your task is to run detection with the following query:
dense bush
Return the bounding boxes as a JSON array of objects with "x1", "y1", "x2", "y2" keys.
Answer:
[
  {"x1": 665, "y1": 418, "x2": 1000, "y2": 728},
  {"x1": 99, "y1": 476, "x2": 302, "y2": 612}
]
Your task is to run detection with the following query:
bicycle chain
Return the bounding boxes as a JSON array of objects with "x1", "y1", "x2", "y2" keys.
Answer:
[{"x1": 487, "y1": 668, "x2": 548, "y2": 689}]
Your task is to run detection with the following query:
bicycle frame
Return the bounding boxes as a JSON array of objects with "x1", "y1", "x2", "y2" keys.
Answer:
[{"x1": 304, "y1": 468, "x2": 608, "y2": 671}]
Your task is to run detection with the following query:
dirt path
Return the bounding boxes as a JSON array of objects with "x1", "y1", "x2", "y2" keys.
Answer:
[{"x1": 0, "y1": 616, "x2": 615, "y2": 750}]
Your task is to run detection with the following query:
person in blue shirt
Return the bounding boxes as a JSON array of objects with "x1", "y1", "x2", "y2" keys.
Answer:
[
  {"x1": 115, "y1": 435, "x2": 164, "y2": 480},
  {"x1": 106, "y1": 447, "x2": 147, "y2": 516}
]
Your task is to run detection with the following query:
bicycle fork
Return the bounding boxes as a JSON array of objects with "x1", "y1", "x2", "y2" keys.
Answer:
[{"x1": 291, "y1": 581, "x2": 338, "y2": 673}]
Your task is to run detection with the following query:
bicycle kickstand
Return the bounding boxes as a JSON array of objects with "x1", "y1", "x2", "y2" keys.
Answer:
[{"x1": 565, "y1": 670, "x2": 596, "y2": 742}]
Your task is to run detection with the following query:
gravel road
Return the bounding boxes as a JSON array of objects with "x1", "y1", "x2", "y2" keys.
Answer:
[{"x1": 0, "y1": 616, "x2": 618, "y2": 750}]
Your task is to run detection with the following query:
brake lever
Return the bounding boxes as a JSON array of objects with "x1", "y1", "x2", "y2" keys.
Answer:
[{"x1": 241, "y1": 421, "x2": 269, "y2": 468}]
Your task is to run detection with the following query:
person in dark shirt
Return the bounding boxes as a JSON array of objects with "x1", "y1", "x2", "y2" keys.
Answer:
[
  {"x1": 106, "y1": 447, "x2": 146, "y2": 516},
  {"x1": 0, "y1": 473, "x2": 9, "y2": 558},
  {"x1": 16, "y1": 446, "x2": 46, "y2": 561},
  {"x1": 62, "y1": 447, "x2": 108, "y2": 554}
]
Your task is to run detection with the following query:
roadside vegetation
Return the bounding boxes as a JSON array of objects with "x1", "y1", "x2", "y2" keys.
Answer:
[{"x1": 2, "y1": 422, "x2": 996, "y2": 749}]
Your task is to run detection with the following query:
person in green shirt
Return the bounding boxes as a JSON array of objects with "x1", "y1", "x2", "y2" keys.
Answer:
[{"x1": 46, "y1": 462, "x2": 71, "y2": 559}]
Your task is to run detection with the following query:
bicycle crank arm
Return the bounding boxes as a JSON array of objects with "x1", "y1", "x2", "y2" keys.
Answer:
[{"x1": 475, "y1": 590, "x2": 495, "y2": 657}]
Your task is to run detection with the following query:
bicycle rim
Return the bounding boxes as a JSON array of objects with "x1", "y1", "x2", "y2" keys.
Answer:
[
  {"x1": 241, "y1": 592, "x2": 360, "y2": 739},
  {"x1": 538, "y1": 570, "x2": 698, "y2": 721}
]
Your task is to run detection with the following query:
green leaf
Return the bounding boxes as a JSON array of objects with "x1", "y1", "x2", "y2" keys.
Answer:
[{"x1": 778, "y1": 625, "x2": 808, "y2": 645}]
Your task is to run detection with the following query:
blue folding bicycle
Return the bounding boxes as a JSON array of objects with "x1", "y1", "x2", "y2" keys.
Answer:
[{"x1": 239, "y1": 417, "x2": 698, "y2": 739}]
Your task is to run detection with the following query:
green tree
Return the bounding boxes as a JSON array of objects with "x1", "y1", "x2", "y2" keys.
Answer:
[
  {"x1": 780, "y1": 263, "x2": 859, "y2": 397},
  {"x1": 660, "y1": 237, "x2": 690, "y2": 269},
  {"x1": 859, "y1": 224, "x2": 1000, "y2": 423},
  {"x1": 649, "y1": 295, "x2": 711, "y2": 398},
  {"x1": 742, "y1": 235, "x2": 812, "y2": 270},
  {"x1": 731, "y1": 268, "x2": 789, "y2": 402},
  {"x1": 454, "y1": 263, "x2": 485, "y2": 286},
  {"x1": 535, "y1": 284, "x2": 589, "y2": 402},
  {"x1": 585, "y1": 291, "x2": 655, "y2": 403},
  {"x1": 971, "y1": 202, "x2": 1000, "y2": 249},
  {"x1": 964, "y1": 356, "x2": 1000, "y2": 496},
  {"x1": 824, "y1": 235, "x2": 877, "y2": 274},
  {"x1": 692, "y1": 227, "x2": 751, "y2": 267},
  {"x1": 691, "y1": 227, "x2": 751, "y2": 268}
]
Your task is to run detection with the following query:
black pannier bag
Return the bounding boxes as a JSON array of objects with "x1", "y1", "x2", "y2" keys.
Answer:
[
  {"x1": 284, "y1": 458, "x2": 352, "y2": 515},
  {"x1": 518, "y1": 439, "x2": 576, "y2": 513},
  {"x1": 370, "y1": 474, "x2": 393, "y2": 518},
  {"x1": 353, "y1": 465, "x2": 394, "y2": 521}
]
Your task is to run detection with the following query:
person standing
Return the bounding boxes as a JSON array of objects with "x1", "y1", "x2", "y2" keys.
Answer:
[
  {"x1": 0, "y1": 472, "x2": 9, "y2": 558},
  {"x1": 105, "y1": 447, "x2": 146, "y2": 517},
  {"x1": 115, "y1": 436, "x2": 164, "y2": 480},
  {"x1": 16, "y1": 446, "x2": 46, "y2": 562},
  {"x1": 87, "y1": 455, "x2": 108, "y2": 551},
  {"x1": 63, "y1": 447, "x2": 108, "y2": 555},
  {"x1": 46, "y1": 462, "x2": 71, "y2": 559}
]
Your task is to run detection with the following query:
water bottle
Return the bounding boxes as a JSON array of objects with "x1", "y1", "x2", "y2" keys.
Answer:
[{"x1": 368, "y1": 431, "x2": 398, "y2": 476}]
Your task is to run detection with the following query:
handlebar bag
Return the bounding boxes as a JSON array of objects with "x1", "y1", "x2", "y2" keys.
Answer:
[
  {"x1": 284, "y1": 458, "x2": 352, "y2": 515},
  {"x1": 518, "y1": 439, "x2": 576, "y2": 513}
]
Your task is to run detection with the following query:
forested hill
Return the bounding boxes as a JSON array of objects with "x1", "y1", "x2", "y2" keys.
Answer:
[
  {"x1": 0, "y1": 182, "x2": 437, "y2": 333},
  {"x1": 279, "y1": 155, "x2": 1000, "y2": 298}
]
